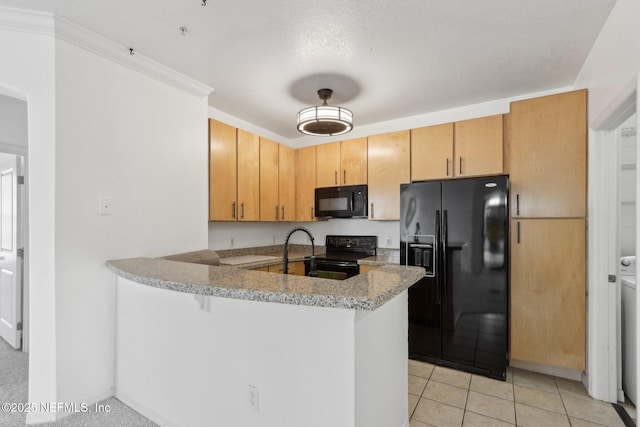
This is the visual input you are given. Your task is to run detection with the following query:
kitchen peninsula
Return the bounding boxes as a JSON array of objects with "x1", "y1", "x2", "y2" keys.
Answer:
[{"x1": 108, "y1": 255, "x2": 424, "y2": 427}]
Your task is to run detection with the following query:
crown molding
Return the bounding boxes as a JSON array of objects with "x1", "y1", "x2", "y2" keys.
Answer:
[
  {"x1": 0, "y1": 6, "x2": 55, "y2": 36},
  {"x1": 55, "y1": 17, "x2": 213, "y2": 98}
]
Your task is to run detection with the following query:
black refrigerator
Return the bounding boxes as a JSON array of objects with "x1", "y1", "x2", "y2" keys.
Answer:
[{"x1": 400, "y1": 175, "x2": 509, "y2": 380}]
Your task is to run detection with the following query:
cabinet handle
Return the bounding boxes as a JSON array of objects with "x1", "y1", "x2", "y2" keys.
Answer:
[
  {"x1": 343, "y1": 170, "x2": 346, "y2": 184},
  {"x1": 334, "y1": 170, "x2": 338, "y2": 185},
  {"x1": 275, "y1": 206, "x2": 279, "y2": 221},
  {"x1": 281, "y1": 206, "x2": 285, "y2": 221},
  {"x1": 371, "y1": 203, "x2": 374, "y2": 219},
  {"x1": 311, "y1": 207, "x2": 314, "y2": 220},
  {"x1": 241, "y1": 202, "x2": 244, "y2": 219},
  {"x1": 517, "y1": 221, "x2": 521, "y2": 244},
  {"x1": 459, "y1": 157, "x2": 463, "y2": 175},
  {"x1": 516, "y1": 194, "x2": 520, "y2": 216},
  {"x1": 232, "y1": 202, "x2": 236, "y2": 219},
  {"x1": 446, "y1": 158, "x2": 450, "y2": 176}
]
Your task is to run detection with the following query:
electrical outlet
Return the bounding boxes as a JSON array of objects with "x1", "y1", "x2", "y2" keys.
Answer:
[
  {"x1": 272, "y1": 235, "x2": 276, "y2": 244},
  {"x1": 386, "y1": 236, "x2": 392, "y2": 246},
  {"x1": 98, "y1": 197, "x2": 111, "y2": 215},
  {"x1": 248, "y1": 385, "x2": 259, "y2": 411},
  {"x1": 230, "y1": 238, "x2": 234, "y2": 248}
]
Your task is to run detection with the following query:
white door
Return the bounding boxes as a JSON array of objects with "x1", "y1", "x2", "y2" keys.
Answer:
[{"x1": 0, "y1": 156, "x2": 22, "y2": 349}]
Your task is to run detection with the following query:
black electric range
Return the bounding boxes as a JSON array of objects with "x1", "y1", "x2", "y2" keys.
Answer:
[{"x1": 304, "y1": 235, "x2": 377, "y2": 280}]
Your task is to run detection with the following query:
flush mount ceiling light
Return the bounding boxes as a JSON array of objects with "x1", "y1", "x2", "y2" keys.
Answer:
[{"x1": 297, "y1": 88, "x2": 353, "y2": 136}]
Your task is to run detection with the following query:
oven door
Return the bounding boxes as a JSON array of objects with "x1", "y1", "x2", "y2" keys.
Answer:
[{"x1": 304, "y1": 258, "x2": 360, "y2": 280}]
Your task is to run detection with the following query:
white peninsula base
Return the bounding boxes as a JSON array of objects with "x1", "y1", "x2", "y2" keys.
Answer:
[{"x1": 115, "y1": 277, "x2": 409, "y2": 427}]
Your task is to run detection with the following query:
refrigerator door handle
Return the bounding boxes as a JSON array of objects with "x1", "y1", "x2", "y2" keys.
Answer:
[
  {"x1": 442, "y1": 210, "x2": 448, "y2": 303},
  {"x1": 435, "y1": 210, "x2": 441, "y2": 304}
]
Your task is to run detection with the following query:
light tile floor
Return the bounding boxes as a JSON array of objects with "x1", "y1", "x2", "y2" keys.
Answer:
[{"x1": 408, "y1": 359, "x2": 637, "y2": 427}]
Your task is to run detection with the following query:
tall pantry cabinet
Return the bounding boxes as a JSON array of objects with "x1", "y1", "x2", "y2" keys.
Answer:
[{"x1": 509, "y1": 89, "x2": 587, "y2": 371}]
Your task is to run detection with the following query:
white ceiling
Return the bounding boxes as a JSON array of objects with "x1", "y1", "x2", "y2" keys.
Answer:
[{"x1": 0, "y1": 0, "x2": 617, "y2": 141}]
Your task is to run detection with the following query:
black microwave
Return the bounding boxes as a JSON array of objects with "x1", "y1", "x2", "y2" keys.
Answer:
[{"x1": 315, "y1": 185, "x2": 368, "y2": 218}]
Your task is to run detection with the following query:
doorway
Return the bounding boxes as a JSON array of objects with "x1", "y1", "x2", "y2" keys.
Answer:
[
  {"x1": 616, "y1": 112, "x2": 637, "y2": 407},
  {"x1": 0, "y1": 153, "x2": 25, "y2": 351},
  {"x1": 0, "y1": 93, "x2": 29, "y2": 355}
]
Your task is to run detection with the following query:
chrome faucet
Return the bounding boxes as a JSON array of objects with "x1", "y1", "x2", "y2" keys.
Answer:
[{"x1": 283, "y1": 226, "x2": 317, "y2": 277}]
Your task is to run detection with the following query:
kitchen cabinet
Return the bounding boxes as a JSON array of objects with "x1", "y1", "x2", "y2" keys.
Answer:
[
  {"x1": 368, "y1": 130, "x2": 410, "y2": 220},
  {"x1": 411, "y1": 116, "x2": 502, "y2": 181},
  {"x1": 259, "y1": 138, "x2": 296, "y2": 222},
  {"x1": 253, "y1": 261, "x2": 304, "y2": 275},
  {"x1": 208, "y1": 119, "x2": 237, "y2": 221},
  {"x1": 279, "y1": 144, "x2": 296, "y2": 222},
  {"x1": 510, "y1": 218, "x2": 586, "y2": 371},
  {"x1": 509, "y1": 89, "x2": 587, "y2": 218},
  {"x1": 340, "y1": 137, "x2": 368, "y2": 185},
  {"x1": 236, "y1": 129, "x2": 260, "y2": 221},
  {"x1": 359, "y1": 265, "x2": 378, "y2": 274},
  {"x1": 316, "y1": 142, "x2": 341, "y2": 187},
  {"x1": 454, "y1": 115, "x2": 503, "y2": 178},
  {"x1": 316, "y1": 138, "x2": 368, "y2": 187},
  {"x1": 208, "y1": 119, "x2": 260, "y2": 221},
  {"x1": 296, "y1": 146, "x2": 316, "y2": 221},
  {"x1": 411, "y1": 123, "x2": 454, "y2": 181},
  {"x1": 259, "y1": 138, "x2": 280, "y2": 222}
]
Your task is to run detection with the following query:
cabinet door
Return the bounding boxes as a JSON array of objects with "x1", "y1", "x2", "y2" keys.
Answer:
[
  {"x1": 296, "y1": 146, "x2": 316, "y2": 221},
  {"x1": 510, "y1": 218, "x2": 586, "y2": 370},
  {"x1": 454, "y1": 115, "x2": 503, "y2": 178},
  {"x1": 237, "y1": 129, "x2": 260, "y2": 221},
  {"x1": 259, "y1": 138, "x2": 279, "y2": 222},
  {"x1": 209, "y1": 119, "x2": 237, "y2": 221},
  {"x1": 367, "y1": 131, "x2": 410, "y2": 220},
  {"x1": 340, "y1": 137, "x2": 368, "y2": 185},
  {"x1": 316, "y1": 142, "x2": 341, "y2": 187},
  {"x1": 510, "y1": 90, "x2": 587, "y2": 218},
  {"x1": 278, "y1": 144, "x2": 296, "y2": 222},
  {"x1": 411, "y1": 123, "x2": 454, "y2": 181}
]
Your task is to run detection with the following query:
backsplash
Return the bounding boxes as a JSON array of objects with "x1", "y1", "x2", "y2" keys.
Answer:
[{"x1": 208, "y1": 218, "x2": 400, "y2": 250}]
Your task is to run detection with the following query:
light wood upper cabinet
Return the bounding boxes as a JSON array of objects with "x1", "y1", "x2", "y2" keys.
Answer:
[
  {"x1": 259, "y1": 138, "x2": 279, "y2": 222},
  {"x1": 367, "y1": 130, "x2": 410, "y2": 220},
  {"x1": 296, "y1": 146, "x2": 316, "y2": 221},
  {"x1": 509, "y1": 90, "x2": 587, "y2": 218},
  {"x1": 316, "y1": 138, "x2": 367, "y2": 187},
  {"x1": 209, "y1": 119, "x2": 237, "y2": 221},
  {"x1": 340, "y1": 137, "x2": 368, "y2": 185},
  {"x1": 411, "y1": 123, "x2": 454, "y2": 181},
  {"x1": 236, "y1": 129, "x2": 260, "y2": 221},
  {"x1": 316, "y1": 142, "x2": 341, "y2": 187},
  {"x1": 278, "y1": 144, "x2": 296, "y2": 222},
  {"x1": 454, "y1": 115, "x2": 503, "y2": 178},
  {"x1": 510, "y1": 218, "x2": 586, "y2": 371}
]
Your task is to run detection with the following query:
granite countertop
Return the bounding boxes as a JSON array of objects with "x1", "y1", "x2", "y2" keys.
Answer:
[{"x1": 107, "y1": 256, "x2": 424, "y2": 311}]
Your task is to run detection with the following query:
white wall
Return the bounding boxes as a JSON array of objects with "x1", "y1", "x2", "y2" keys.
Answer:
[
  {"x1": 54, "y1": 38, "x2": 209, "y2": 411},
  {"x1": 0, "y1": 94, "x2": 27, "y2": 147},
  {"x1": 116, "y1": 277, "x2": 356, "y2": 427},
  {"x1": 0, "y1": 8, "x2": 57, "y2": 424},
  {"x1": 574, "y1": 0, "x2": 640, "y2": 125}
]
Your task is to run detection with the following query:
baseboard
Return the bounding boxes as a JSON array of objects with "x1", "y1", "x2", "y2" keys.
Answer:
[
  {"x1": 116, "y1": 391, "x2": 181, "y2": 427},
  {"x1": 510, "y1": 359, "x2": 583, "y2": 381},
  {"x1": 53, "y1": 388, "x2": 115, "y2": 422},
  {"x1": 25, "y1": 411, "x2": 56, "y2": 425}
]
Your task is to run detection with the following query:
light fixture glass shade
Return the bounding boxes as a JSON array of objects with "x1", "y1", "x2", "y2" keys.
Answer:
[{"x1": 297, "y1": 105, "x2": 353, "y2": 136}]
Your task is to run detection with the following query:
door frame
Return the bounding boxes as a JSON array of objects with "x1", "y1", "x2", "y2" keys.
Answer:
[{"x1": 588, "y1": 74, "x2": 638, "y2": 402}]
